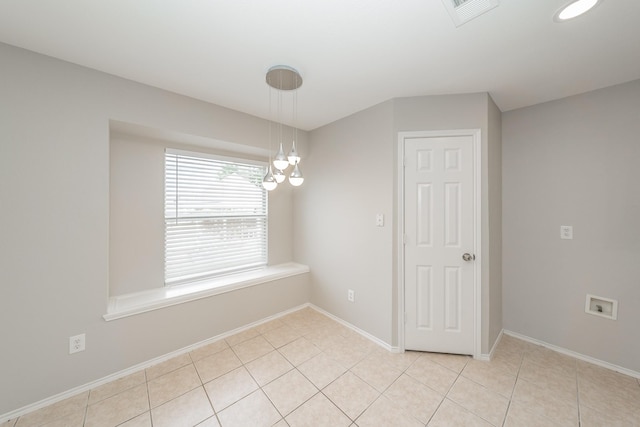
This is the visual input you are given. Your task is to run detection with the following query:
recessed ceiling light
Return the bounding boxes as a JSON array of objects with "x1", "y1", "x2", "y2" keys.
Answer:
[
  {"x1": 440, "y1": 0, "x2": 500, "y2": 27},
  {"x1": 554, "y1": 0, "x2": 602, "y2": 22}
]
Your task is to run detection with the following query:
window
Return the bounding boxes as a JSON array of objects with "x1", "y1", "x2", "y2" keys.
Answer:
[{"x1": 164, "y1": 149, "x2": 267, "y2": 285}]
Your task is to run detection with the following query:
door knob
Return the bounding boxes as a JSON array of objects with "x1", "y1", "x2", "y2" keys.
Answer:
[{"x1": 462, "y1": 253, "x2": 475, "y2": 261}]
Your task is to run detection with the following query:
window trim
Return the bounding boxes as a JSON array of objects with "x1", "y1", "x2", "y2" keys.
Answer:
[{"x1": 104, "y1": 262, "x2": 309, "y2": 321}]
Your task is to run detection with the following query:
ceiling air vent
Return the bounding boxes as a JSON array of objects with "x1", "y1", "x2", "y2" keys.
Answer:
[{"x1": 441, "y1": 0, "x2": 499, "y2": 27}]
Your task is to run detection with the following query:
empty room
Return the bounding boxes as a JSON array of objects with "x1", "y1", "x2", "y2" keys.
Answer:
[{"x1": 1, "y1": 0, "x2": 639, "y2": 426}]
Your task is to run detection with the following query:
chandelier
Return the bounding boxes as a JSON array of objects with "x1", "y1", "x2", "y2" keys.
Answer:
[{"x1": 262, "y1": 65, "x2": 304, "y2": 190}]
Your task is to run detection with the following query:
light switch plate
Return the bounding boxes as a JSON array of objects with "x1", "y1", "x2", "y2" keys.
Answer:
[{"x1": 376, "y1": 214, "x2": 384, "y2": 227}]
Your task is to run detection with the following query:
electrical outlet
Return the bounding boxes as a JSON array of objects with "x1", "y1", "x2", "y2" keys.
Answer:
[
  {"x1": 69, "y1": 333, "x2": 85, "y2": 354},
  {"x1": 347, "y1": 289, "x2": 355, "y2": 302},
  {"x1": 560, "y1": 225, "x2": 573, "y2": 240}
]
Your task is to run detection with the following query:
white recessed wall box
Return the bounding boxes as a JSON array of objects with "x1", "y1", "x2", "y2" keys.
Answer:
[
  {"x1": 585, "y1": 294, "x2": 618, "y2": 320},
  {"x1": 440, "y1": 0, "x2": 499, "y2": 27}
]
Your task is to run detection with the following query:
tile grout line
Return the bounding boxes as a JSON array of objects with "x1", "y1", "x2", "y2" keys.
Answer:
[
  {"x1": 340, "y1": 361, "x2": 382, "y2": 425},
  {"x1": 190, "y1": 350, "x2": 223, "y2": 427},
  {"x1": 499, "y1": 348, "x2": 525, "y2": 427},
  {"x1": 271, "y1": 346, "x2": 323, "y2": 422},
  {"x1": 441, "y1": 358, "x2": 477, "y2": 426},
  {"x1": 575, "y1": 360, "x2": 582, "y2": 427},
  {"x1": 81, "y1": 391, "x2": 89, "y2": 427},
  {"x1": 402, "y1": 353, "x2": 446, "y2": 426},
  {"x1": 317, "y1": 356, "x2": 373, "y2": 424},
  {"x1": 292, "y1": 352, "x2": 354, "y2": 422},
  {"x1": 144, "y1": 368, "x2": 152, "y2": 427},
  {"x1": 406, "y1": 352, "x2": 444, "y2": 426}
]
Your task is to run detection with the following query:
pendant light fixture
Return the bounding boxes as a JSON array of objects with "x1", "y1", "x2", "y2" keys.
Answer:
[
  {"x1": 262, "y1": 165, "x2": 278, "y2": 191},
  {"x1": 262, "y1": 65, "x2": 304, "y2": 190}
]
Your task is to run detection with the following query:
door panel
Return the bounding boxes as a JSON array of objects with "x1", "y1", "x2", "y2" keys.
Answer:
[
  {"x1": 416, "y1": 266, "x2": 433, "y2": 329},
  {"x1": 417, "y1": 184, "x2": 433, "y2": 246},
  {"x1": 404, "y1": 134, "x2": 475, "y2": 355}
]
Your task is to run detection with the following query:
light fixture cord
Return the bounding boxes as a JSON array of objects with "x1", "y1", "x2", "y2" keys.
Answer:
[
  {"x1": 278, "y1": 70, "x2": 283, "y2": 161},
  {"x1": 293, "y1": 77, "x2": 298, "y2": 161},
  {"x1": 268, "y1": 81, "x2": 273, "y2": 164}
]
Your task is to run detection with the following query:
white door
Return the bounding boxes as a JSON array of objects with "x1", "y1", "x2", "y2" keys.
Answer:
[{"x1": 403, "y1": 132, "x2": 477, "y2": 355}]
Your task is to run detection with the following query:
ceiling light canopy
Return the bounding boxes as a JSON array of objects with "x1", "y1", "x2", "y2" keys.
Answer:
[{"x1": 554, "y1": 0, "x2": 602, "y2": 22}]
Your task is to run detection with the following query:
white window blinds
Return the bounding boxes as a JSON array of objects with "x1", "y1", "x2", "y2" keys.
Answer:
[{"x1": 164, "y1": 149, "x2": 267, "y2": 285}]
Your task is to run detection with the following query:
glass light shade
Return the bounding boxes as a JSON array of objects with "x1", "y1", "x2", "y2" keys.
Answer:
[
  {"x1": 262, "y1": 166, "x2": 278, "y2": 191},
  {"x1": 288, "y1": 140, "x2": 301, "y2": 165},
  {"x1": 273, "y1": 142, "x2": 290, "y2": 170},
  {"x1": 289, "y1": 163, "x2": 304, "y2": 187},
  {"x1": 273, "y1": 168, "x2": 286, "y2": 183}
]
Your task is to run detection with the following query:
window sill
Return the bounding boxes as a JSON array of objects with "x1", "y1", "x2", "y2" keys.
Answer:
[{"x1": 104, "y1": 262, "x2": 309, "y2": 321}]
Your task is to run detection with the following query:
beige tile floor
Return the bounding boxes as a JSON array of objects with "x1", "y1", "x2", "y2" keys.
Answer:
[{"x1": 4, "y1": 307, "x2": 640, "y2": 427}]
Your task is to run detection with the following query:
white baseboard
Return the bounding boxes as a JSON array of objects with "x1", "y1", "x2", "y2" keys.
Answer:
[
  {"x1": 474, "y1": 328, "x2": 504, "y2": 361},
  {"x1": 0, "y1": 303, "x2": 311, "y2": 423},
  {"x1": 504, "y1": 329, "x2": 640, "y2": 379},
  {"x1": 308, "y1": 304, "x2": 397, "y2": 353}
]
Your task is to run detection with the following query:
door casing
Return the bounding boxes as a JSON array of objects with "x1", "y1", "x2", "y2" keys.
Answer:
[{"x1": 397, "y1": 129, "x2": 482, "y2": 358}]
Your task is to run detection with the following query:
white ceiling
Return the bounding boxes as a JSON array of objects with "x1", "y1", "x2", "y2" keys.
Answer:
[{"x1": 1, "y1": 0, "x2": 639, "y2": 130}]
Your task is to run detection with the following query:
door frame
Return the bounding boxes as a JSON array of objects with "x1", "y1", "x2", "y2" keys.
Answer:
[{"x1": 397, "y1": 129, "x2": 482, "y2": 358}]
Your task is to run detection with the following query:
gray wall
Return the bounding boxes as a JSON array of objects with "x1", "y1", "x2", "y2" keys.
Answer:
[
  {"x1": 487, "y1": 97, "x2": 503, "y2": 350},
  {"x1": 503, "y1": 79, "x2": 640, "y2": 372},
  {"x1": 0, "y1": 43, "x2": 309, "y2": 415},
  {"x1": 296, "y1": 93, "x2": 503, "y2": 354},
  {"x1": 294, "y1": 101, "x2": 396, "y2": 344},
  {"x1": 393, "y1": 94, "x2": 502, "y2": 354}
]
